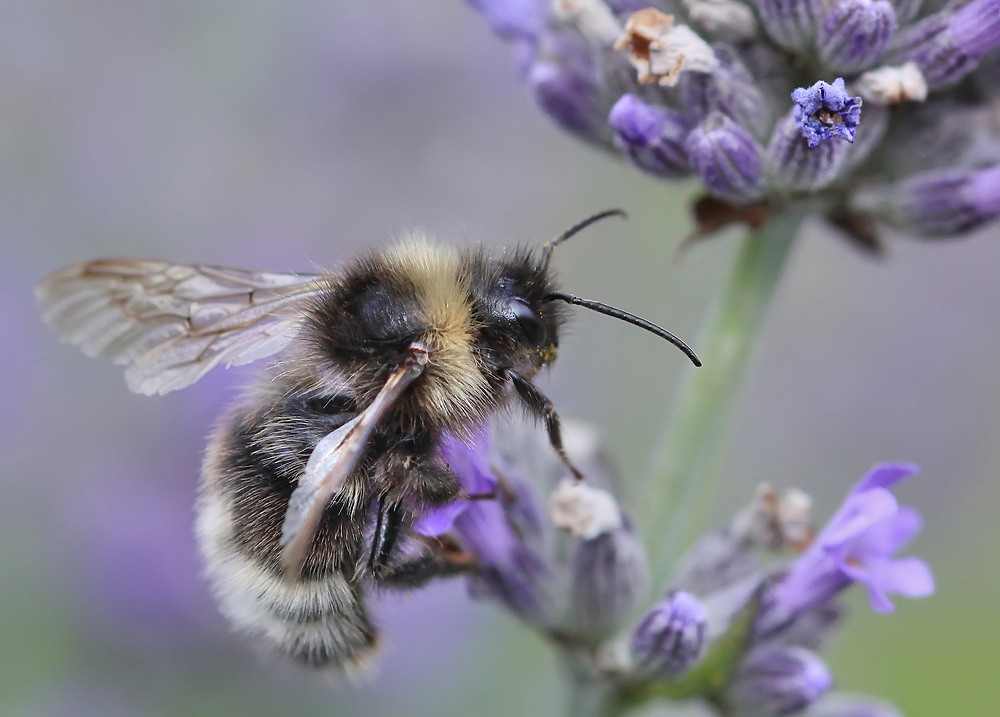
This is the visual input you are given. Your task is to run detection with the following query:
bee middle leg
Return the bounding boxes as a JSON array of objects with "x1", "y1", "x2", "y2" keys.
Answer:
[{"x1": 368, "y1": 448, "x2": 461, "y2": 577}]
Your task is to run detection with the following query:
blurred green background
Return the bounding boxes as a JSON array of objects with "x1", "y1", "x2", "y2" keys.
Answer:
[{"x1": 2, "y1": 2, "x2": 998, "y2": 715}]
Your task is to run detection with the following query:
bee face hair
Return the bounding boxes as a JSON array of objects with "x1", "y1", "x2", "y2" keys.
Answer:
[{"x1": 35, "y1": 210, "x2": 698, "y2": 672}]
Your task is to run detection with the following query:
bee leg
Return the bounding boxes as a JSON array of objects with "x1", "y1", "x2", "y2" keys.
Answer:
[
  {"x1": 370, "y1": 447, "x2": 462, "y2": 577},
  {"x1": 369, "y1": 493, "x2": 404, "y2": 577},
  {"x1": 503, "y1": 368, "x2": 583, "y2": 479},
  {"x1": 375, "y1": 537, "x2": 478, "y2": 589},
  {"x1": 369, "y1": 497, "x2": 476, "y2": 586}
]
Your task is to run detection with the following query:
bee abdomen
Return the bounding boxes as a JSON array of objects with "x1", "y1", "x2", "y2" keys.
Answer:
[{"x1": 197, "y1": 483, "x2": 380, "y2": 670}]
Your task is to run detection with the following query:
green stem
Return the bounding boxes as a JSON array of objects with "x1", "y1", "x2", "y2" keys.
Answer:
[
  {"x1": 638, "y1": 206, "x2": 808, "y2": 582},
  {"x1": 562, "y1": 652, "x2": 630, "y2": 717}
]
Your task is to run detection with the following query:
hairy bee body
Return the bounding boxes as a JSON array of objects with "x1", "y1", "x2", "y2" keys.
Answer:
[
  {"x1": 36, "y1": 210, "x2": 698, "y2": 672},
  {"x1": 197, "y1": 239, "x2": 562, "y2": 668}
]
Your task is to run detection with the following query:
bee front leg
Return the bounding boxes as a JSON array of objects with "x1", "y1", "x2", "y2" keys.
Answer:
[{"x1": 503, "y1": 368, "x2": 583, "y2": 479}]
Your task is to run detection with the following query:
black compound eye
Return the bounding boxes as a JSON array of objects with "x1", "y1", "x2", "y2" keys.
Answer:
[{"x1": 510, "y1": 299, "x2": 547, "y2": 347}]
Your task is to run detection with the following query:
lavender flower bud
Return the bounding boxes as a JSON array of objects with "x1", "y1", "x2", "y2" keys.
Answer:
[
  {"x1": 630, "y1": 590, "x2": 708, "y2": 679},
  {"x1": 608, "y1": 94, "x2": 690, "y2": 178},
  {"x1": 681, "y1": 44, "x2": 773, "y2": 140},
  {"x1": 569, "y1": 520, "x2": 650, "y2": 637},
  {"x1": 755, "y1": 0, "x2": 824, "y2": 51},
  {"x1": 548, "y1": 478, "x2": 649, "y2": 637},
  {"x1": 766, "y1": 112, "x2": 852, "y2": 192},
  {"x1": 529, "y1": 36, "x2": 612, "y2": 145},
  {"x1": 888, "y1": 165, "x2": 1000, "y2": 236},
  {"x1": 817, "y1": 0, "x2": 897, "y2": 74},
  {"x1": 726, "y1": 646, "x2": 833, "y2": 717},
  {"x1": 684, "y1": 112, "x2": 767, "y2": 204},
  {"x1": 888, "y1": 0, "x2": 1000, "y2": 89}
]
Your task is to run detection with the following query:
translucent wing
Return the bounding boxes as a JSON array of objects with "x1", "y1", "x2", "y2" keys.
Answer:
[
  {"x1": 280, "y1": 347, "x2": 429, "y2": 582},
  {"x1": 36, "y1": 259, "x2": 326, "y2": 395}
]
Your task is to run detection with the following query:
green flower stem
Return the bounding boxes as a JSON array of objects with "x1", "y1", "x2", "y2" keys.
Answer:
[
  {"x1": 562, "y1": 652, "x2": 629, "y2": 717},
  {"x1": 638, "y1": 206, "x2": 808, "y2": 582}
]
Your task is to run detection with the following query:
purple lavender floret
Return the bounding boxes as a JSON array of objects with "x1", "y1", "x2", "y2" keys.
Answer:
[
  {"x1": 791, "y1": 78, "x2": 863, "y2": 148},
  {"x1": 726, "y1": 646, "x2": 833, "y2": 716},
  {"x1": 685, "y1": 112, "x2": 766, "y2": 204},
  {"x1": 630, "y1": 590, "x2": 708, "y2": 679},
  {"x1": 608, "y1": 94, "x2": 690, "y2": 178},
  {"x1": 767, "y1": 463, "x2": 934, "y2": 621},
  {"x1": 415, "y1": 429, "x2": 552, "y2": 622}
]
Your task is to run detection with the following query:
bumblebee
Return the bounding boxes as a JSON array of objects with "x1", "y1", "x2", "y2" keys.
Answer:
[{"x1": 36, "y1": 210, "x2": 699, "y2": 669}]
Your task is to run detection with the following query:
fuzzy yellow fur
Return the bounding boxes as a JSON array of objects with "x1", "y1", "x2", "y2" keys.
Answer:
[{"x1": 382, "y1": 237, "x2": 491, "y2": 429}]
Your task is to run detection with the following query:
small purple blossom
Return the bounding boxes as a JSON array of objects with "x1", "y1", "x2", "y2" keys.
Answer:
[
  {"x1": 569, "y1": 519, "x2": 649, "y2": 637},
  {"x1": 791, "y1": 78, "x2": 863, "y2": 148},
  {"x1": 726, "y1": 646, "x2": 833, "y2": 716},
  {"x1": 768, "y1": 463, "x2": 934, "y2": 620},
  {"x1": 417, "y1": 428, "x2": 553, "y2": 623},
  {"x1": 890, "y1": 164, "x2": 1000, "y2": 237},
  {"x1": 816, "y1": 0, "x2": 898, "y2": 74},
  {"x1": 608, "y1": 94, "x2": 690, "y2": 178},
  {"x1": 685, "y1": 112, "x2": 767, "y2": 204},
  {"x1": 630, "y1": 590, "x2": 708, "y2": 679},
  {"x1": 889, "y1": 0, "x2": 1000, "y2": 88}
]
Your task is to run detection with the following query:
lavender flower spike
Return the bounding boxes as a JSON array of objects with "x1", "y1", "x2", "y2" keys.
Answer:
[
  {"x1": 608, "y1": 94, "x2": 690, "y2": 179},
  {"x1": 791, "y1": 78, "x2": 863, "y2": 148},
  {"x1": 684, "y1": 112, "x2": 767, "y2": 204},
  {"x1": 630, "y1": 590, "x2": 708, "y2": 680},
  {"x1": 768, "y1": 463, "x2": 935, "y2": 620}
]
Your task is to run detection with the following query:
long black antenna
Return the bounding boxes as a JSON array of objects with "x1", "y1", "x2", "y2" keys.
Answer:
[
  {"x1": 546, "y1": 292, "x2": 702, "y2": 367},
  {"x1": 540, "y1": 208, "x2": 627, "y2": 272}
]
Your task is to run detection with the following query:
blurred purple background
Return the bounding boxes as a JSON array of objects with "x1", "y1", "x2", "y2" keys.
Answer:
[{"x1": 2, "y1": 2, "x2": 998, "y2": 716}]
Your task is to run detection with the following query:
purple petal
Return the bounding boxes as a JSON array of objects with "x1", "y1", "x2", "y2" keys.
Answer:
[
  {"x1": 877, "y1": 556, "x2": 936, "y2": 598},
  {"x1": 413, "y1": 501, "x2": 469, "y2": 537},
  {"x1": 853, "y1": 462, "x2": 919, "y2": 493},
  {"x1": 850, "y1": 505, "x2": 923, "y2": 557},
  {"x1": 820, "y1": 489, "x2": 898, "y2": 547}
]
